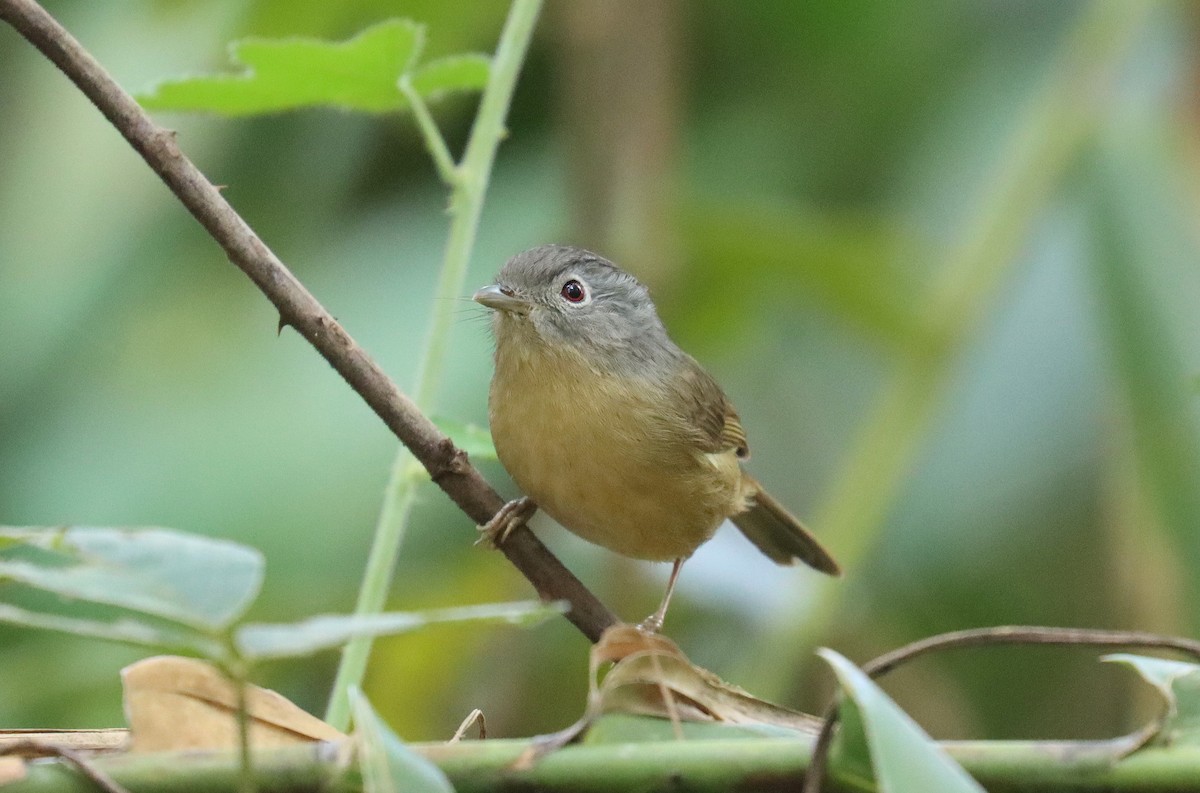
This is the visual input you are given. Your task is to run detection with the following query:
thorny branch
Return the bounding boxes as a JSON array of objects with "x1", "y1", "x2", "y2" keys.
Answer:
[{"x1": 0, "y1": 0, "x2": 617, "y2": 641}]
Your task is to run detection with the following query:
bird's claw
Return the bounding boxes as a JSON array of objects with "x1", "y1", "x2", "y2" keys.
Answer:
[
  {"x1": 476, "y1": 497, "x2": 536, "y2": 549},
  {"x1": 635, "y1": 613, "x2": 664, "y2": 634}
]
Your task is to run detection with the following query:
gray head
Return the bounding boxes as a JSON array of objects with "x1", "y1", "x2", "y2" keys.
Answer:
[{"x1": 473, "y1": 245, "x2": 674, "y2": 364}]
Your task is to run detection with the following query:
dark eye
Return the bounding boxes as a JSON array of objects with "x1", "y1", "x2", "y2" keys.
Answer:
[{"x1": 560, "y1": 279, "x2": 586, "y2": 303}]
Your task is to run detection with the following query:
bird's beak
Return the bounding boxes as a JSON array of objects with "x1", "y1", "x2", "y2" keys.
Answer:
[{"x1": 473, "y1": 284, "x2": 531, "y2": 314}]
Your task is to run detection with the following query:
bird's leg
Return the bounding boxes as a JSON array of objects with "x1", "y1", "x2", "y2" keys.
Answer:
[
  {"x1": 638, "y1": 558, "x2": 684, "y2": 634},
  {"x1": 476, "y1": 496, "x2": 537, "y2": 548}
]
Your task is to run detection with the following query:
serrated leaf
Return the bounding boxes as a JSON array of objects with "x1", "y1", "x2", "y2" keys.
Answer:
[
  {"x1": 0, "y1": 603, "x2": 220, "y2": 657},
  {"x1": 351, "y1": 688, "x2": 454, "y2": 793},
  {"x1": 410, "y1": 54, "x2": 490, "y2": 97},
  {"x1": 139, "y1": 20, "x2": 421, "y2": 115},
  {"x1": 0, "y1": 527, "x2": 262, "y2": 632},
  {"x1": 235, "y1": 600, "x2": 561, "y2": 660},
  {"x1": 1104, "y1": 654, "x2": 1200, "y2": 745},
  {"x1": 432, "y1": 417, "x2": 497, "y2": 461},
  {"x1": 138, "y1": 20, "x2": 489, "y2": 117},
  {"x1": 819, "y1": 649, "x2": 986, "y2": 793}
]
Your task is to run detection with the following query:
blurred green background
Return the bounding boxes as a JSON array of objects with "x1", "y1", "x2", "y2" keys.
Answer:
[{"x1": 2, "y1": 0, "x2": 1199, "y2": 745}]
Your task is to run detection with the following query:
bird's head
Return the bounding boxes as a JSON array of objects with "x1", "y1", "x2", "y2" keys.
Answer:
[{"x1": 474, "y1": 245, "x2": 668, "y2": 361}]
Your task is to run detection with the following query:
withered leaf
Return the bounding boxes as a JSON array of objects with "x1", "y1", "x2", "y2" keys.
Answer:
[
  {"x1": 122, "y1": 656, "x2": 345, "y2": 752},
  {"x1": 511, "y1": 624, "x2": 818, "y2": 769}
]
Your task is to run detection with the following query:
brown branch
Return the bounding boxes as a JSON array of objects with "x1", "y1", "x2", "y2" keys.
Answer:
[
  {"x1": 0, "y1": 0, "x2": 617, "y2": 642},
  {"x1": 858, "y1": 626, "x2": 1200, "y2": 677},
  {"x1": 802, "y1": 625, "x2": 1200, "y2": 793},
  {"x1": 0, "y1": 741, "x2": 131, "y2": 793}
]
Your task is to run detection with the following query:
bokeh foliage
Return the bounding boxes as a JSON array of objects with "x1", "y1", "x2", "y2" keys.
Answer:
[{"x1": 1, "y1": 0, "x2": 1198, "y2": 749}]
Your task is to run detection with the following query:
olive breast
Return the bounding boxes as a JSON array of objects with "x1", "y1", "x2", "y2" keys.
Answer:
[{"x1": 488, "y1": 330, "x2": 739, "y2": 561}]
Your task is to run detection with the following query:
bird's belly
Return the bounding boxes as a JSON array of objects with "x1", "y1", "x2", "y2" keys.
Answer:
[
  {"x1": 503, "y1": 435, "x2": 724, "y2": 560},
  {"x1": 490, "y1": 374, "x2": 736, "y2": 561}
]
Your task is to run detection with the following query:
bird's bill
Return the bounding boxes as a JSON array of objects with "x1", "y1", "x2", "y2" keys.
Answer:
[{"x1": 473, "y1": 284, "x2": 531, "y2": 313}]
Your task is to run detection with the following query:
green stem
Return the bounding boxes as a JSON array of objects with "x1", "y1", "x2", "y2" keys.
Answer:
[
  {"x1": 220, "y1": 651, "x2": 254, "y2": 793},
  {"x1": 14, "y1": 733, "x2": 1200, "y2": 793},
  {"x1": 741, "y1": 0, "x2": 1153, "y2": 698},
  {"x1": 400, "y1": 75, "x2": 459, "y2": 186},
  {"x1": 325, "y1": 0, "x2": 544, "y2": 731}
]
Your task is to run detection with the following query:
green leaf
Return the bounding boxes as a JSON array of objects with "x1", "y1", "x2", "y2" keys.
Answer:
[
  {"x1": 350, "y1": 688, "x2": 454, "y2": 793},
  {"x1": 236, "y1": 600, "x2": 561, "y2": 660},
  {"x1": 432, "y1": 417, "x2": 497, "y2": 461},
  {"x1": 137, "y1": 20, "x2": 488, "y2": 117},
  {"x1": 830, "y1": 675, "x2": 877, "y2": 790},
  {"x1": 0, "y1": 602, "x2": 222, "y2": 657},
  {"x1": 1105, "y1": 654, "x2": 1200, "y2": 745},
  {"x1": 0, "y1": 526, "x2": 61, "y2": 551},
  {"x1": 411, "y1": 54, "x2": 491, "y2": 98},
  {"x1": 819, "y1": 649, "x2": 986, "y2": 793},
  {"x1": 0, "y1": 527, "x2": 263, "y2": 632}
]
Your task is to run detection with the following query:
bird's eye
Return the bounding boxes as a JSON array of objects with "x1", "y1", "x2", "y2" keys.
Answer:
[{"x1": 560, "y1": 279, "x2": 586, "y2": 303}]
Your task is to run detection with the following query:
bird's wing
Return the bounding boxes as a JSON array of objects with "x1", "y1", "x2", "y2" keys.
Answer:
[{"x1": 675, "y1": 358, "x2": 750, "y2": 459}]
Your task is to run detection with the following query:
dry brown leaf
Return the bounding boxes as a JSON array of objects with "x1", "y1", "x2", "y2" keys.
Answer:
[
  {"x1": 0, "y1": 729, "x2": 129, "y2": 787},
  {"x1": 122, "y1": 656, "x2": 345, "y2": 752},
  {"x1": 599, "y1": 650, "x2": 820, "y2": 730},
  {"x1": 0, "y1": 757, "x2": 26, "y2": 786},
  {"x1": 0, "y1": 730, "x2": 128, "y2": 754},
  {"x1": 511, "y1": 624, "x2": 819, "y2": 769}
]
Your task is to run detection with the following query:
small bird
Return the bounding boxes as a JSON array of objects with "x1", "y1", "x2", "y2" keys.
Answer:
[{"x1": 474, "y1": 245, "x2": 839, "y2": 631}]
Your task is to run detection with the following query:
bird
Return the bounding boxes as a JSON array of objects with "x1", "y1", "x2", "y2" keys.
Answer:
[{"x1": 473, "y1": 244, "x2": 839, "y2": 632}]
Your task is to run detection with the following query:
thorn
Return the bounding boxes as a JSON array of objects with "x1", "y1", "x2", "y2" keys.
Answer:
[{"x1": 431, "y1": 442, "x2": 469, "y2": 484}]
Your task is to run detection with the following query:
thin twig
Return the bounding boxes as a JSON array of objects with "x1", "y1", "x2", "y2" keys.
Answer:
[
  {"x1": 802, "y1": 626, "x2": 1200, "y2": 793},
  {"x1": 0, "y1": 0, "x2": 617, "y2": 643},
  {"x1": 0, "y1": 742, "x2": 132, "y2": 793},
  {"x1": 233, "y1": 671, "x2": 253, "y2": 793},
  {"x1": 861, "y1": 626, "x2": 1200, "y2": 677},
  {"x1": 399, "y1": 74, "x2": 459, "y2": 186},
  {"x1": 449, "y1": 709, "x2": 487, "y2": 743}
]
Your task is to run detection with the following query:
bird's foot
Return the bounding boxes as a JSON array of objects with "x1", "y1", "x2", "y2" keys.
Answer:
[
  {"x1": 635, "y1": 613, "x2": 664, "y2": 634},
  {"x1": 476, "y1": 497, "x2": 536, "y2": 549},
  {"x1": 635, "y1": 558, "x2": 683, "y2": 634}
]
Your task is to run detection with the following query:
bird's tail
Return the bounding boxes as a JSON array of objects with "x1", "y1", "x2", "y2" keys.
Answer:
[{"x1": 731, "y1": 476, "x2": 840, "y2": 575}]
